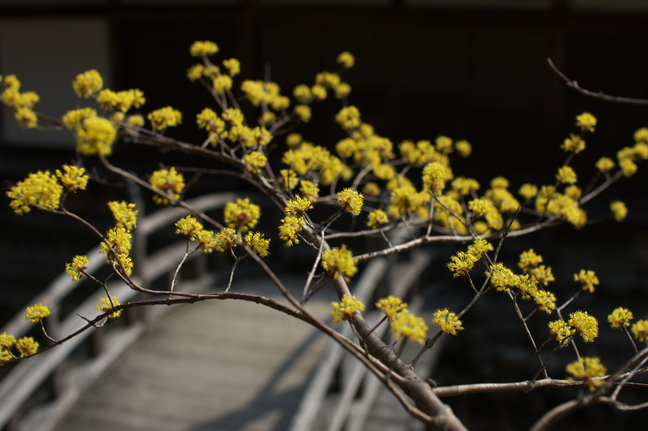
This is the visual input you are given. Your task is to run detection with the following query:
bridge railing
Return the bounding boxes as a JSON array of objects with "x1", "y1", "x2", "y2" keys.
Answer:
[{"x1": 0, "y1": 192, "x2": 238, "y2": 431}]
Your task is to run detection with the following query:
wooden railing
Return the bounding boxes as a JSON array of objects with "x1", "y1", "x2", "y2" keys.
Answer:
[{"x1": 0, "y1": 192, "x2": 238, "y2": 431}]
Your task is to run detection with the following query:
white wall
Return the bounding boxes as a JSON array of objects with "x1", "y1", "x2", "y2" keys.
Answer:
[{"x1": 0, "y1": 19, "x2": 111, "y2": 148}]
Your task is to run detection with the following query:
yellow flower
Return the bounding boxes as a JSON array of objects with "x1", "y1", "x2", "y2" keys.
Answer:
[
  {"x1": 286, "y1": 133, "x2": 303, "y2": 147},
  {"x1": 574, "y1": 269, "x2": 599, "y2": 293},
  {"x1": 108, "y1": 201, "x2": 138, "y2": 230},
  {"x1": 7, "y1": 170, "x2": 63, "y2": 214},
  {"x1": 299, "y1": 180, "x2": 320, "y2": 203},
  {"x1": 244, "y1": 151, "x2": 268, "y2": 174},
  {"x1": 608, "y1": 307, "x2": 633, "y2": 328},
  {"x1": 432, "y1": 309, "x2": 464, "y2": 336},
  {"x1": 561, "y1": 133, "x2": 586, "y2": 153},
  {"x1": 311, "y1": 84, "x2": 327, "y2": 100},
  {"x1": 566, "y1": 357, "x2": 607, "y2": 391},
  {"x1": 337, "y1": 188, "x2": 364, "y2": 216},
  {"x1": 55, "y1": 165, "x2": 89, "y2": 192},
  {"x1": 0, "y1": 332, "x2": 16, "y2": 349},
  {"x1": 392, "y1": 310, "x2": 429, "y2": 343},
  {"x1": 331, "y1": 294, "x2": 364, "y2": 323},
  {"x1": 285, "y1": 196, "x2": 313, "y2": 218},
  {"x1": 75, "y1": 116, "x2": 117, "y2": 156},
  {"x1": 148, "y1": 106, "x2": 182, "y2": 131},
  {"x1": 335, "y1": 106, "x2": 361, "y2": 130},
  {"x1": 97, "y1": 296, "x2": 122, "y2": 318},
  {"x1": 213, "y1": 75, "x2": 233, "y2": 94},
  {"x1": 455, "y1": 139, "x2": 472, "y2": 157},
  {"x1": 62, "y1": 107, "x2": 97, "y2": 131},
  {"x1": 72, "y1": 69, "x2": 103, "y2": 98},
  {"x1": 518, "y1": 249, "x2": 543, "y2": 271},
  {"x1": 149, "y1": 167, "x2": 185, "y2": 204},
  {"x1": 294, "y1": 104, "x2": 312, "y2": 123},
  {"x1": 15, "y1": 107, "x2": 38, "y2": 129},
  {"x1": 175, "y1": 215, "x2": 203, "y2": 237},
  {"x1": 376, "y1": 296, "x2": 407, "y2": 321},
  {"x1": 518, "y1": 183, "x2": 538, "y2": 200},
  {"x1": 279, "y1": 216, "x2": 304, "y2": 246},
  {"x1": 367, "y1": 209, "x2": 389, "y2": 229},
  {"x1": 548, "y1": 320, "x2": 574, "y2": 344},
  {"x1": 556, "y1": 166, "x2": 577, "y2": 184},
  {"x1": 568, "y1": 311, "x2": 598, "y2": 342},
  {"x1": 486, "y1": 263, "x2": 517, "y2": 292},
  {"x1": 224, "y1": 198, "x2": 261, "y2": 231},
  {"x1": 422, "y1": 162, "x2": 450, "y2": 192},
  {"x1": 190, "y1": 40, "x2": 219, "y2": 57},
  {"x1": 435, "y1": 136, "x2": 453, "y2": 154},
  {"x1": 25, "y1": 303, "x2": 51, "y2": 323},
  {"x1": 610, "y1": 201, "x2": 627, "y2": 222},
  {"x1": 65, "y1": 255, "x2": 90, "y2": 281},
  {"x1": 530, "y1": 265, "x2": 555, "y2": 286},
  {"x1": 334, "y1": 82, "x2": 352, "y2": 99},
  {"x1": 631, "y1": 319, "x2": 648, "y2": 342},
  {"x1": 362, "y1": 182, "x2": 381, "y2": 196},
  {"x1": 244, "y1": 231, "x2": 270, "y2": 257},
  {"x1": 293, "y1": 84, "x2": 312, "y2": 103},
  {"x1": 337, "y1": 51, "x2": 355, "y2": 69},
  {"x1": 222, "y1": 58, "x2": 241, "y2": 76},
  {"x1": 101, "y1": 227, "x2": 133, "y2": 275},
  {"x1": 15, "y1": 337, "x2": 39, "y2": 356},
  {"x1": 595, "y1": 157, "x2": 615, "y2": 173},
  {"x1": 322, "y1": 245, "x2": 357, "y2": 280},
  {"x1": 576, "y1": 112, "x2": 597, "y2": 132}
]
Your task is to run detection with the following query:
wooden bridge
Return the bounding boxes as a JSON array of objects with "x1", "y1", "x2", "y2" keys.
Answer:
[{"x1": 0, "y1": 193, "x2": 442, "y2": 431}]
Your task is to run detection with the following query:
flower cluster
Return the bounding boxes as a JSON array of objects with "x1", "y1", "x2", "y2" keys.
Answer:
[
  {"x1": 331, "y1": 295, "x2": 365, "y2": 323},
  {"x1": 224, "y1": 198, "x2": 261, "y2": 232},
  {"x1": 149, "y1": 167, "x2": 185, "y2": 204},
  {"x1": 549, "y1": 311, "x2": 599, "y2": 344},
  {"x1": 566, "y1": 357, "x2": 607, "y2": 391},
  {"x1": 376, "y1": 296, "x2": 429, "y2": 343},
  {"x1": 432, "y1": 309, "x2": 464, "y2": 336},
  {"x1": 447, "y1": 239, "x2": 493, "y2": 278},
  {"x1": 322, "y1": 245, "x2": 357, "y2": 281},
  {"x1": 24, "y1": 303, "x2": 51, "y2": 323},
  {"x1": 96, "y1": 296, "x2": 122, "y2": 318}
]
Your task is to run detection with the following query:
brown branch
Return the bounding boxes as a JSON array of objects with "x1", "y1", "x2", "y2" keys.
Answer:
[{"x1": 547, "y1": 58, "x2": 648, "y2": 106}]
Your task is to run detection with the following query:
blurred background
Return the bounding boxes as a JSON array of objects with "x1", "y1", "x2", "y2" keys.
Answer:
[{"x1": 2, "y1": 1, "x2": 648, "y2": 429}]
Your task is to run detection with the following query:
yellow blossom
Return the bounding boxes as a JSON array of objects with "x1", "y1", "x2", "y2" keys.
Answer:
[
  {"x1": 62, "y1": 108, "x2": 97, "y2": 131},
  {"x1": 556, "y1": 166, "x2": 577, "y2": 184},
  {"x1": 187, "y1": 64, "x2": 205, "y2": 81},
  {"x1": 72, "y1": 69, "x2": 103, "y2": 98},
  {"x1": 322, "y1": 245, "x2": 357, "y2": 280},
  {"x1": 190, "y1": 40, "x2": 219, "y2": 57},
  {"x1": 65, "y1": 255, "x2": 89, "y2": 281},
  {"x1": 376, "y1": 296, "x2": 407, "y2": 321},
  {"x1": 392, "y1": 310, "x2": 428, "y2": 343},
  {"x1": 337, "y1": 51, "x2": 355, "y2": 68},
  {"x1": 334, "y1": 82, "x2": 351, "y2": 99},
  {"x1": 97, "y1": 296, "x2": 122, "y2": 318},
  {"x1": 244, "y1": 151, "x2": 268, "y2": 174},
  {"x1": 222, "y1": 58, "x2": 240, "y2": 76},
  {"x1": 331, "y1": 294, "x2": 364, "y2": 323},
  {"x1": 362, "y1": 182, "x2": 381, "y2": 196},
  {"x1": 549, "y1": 320, "x2": 575, "y2": 344},
  {"x1": 455, "y1": 139, "x2": 472, "y2": 157},
  {"x1": 149, "y1": 167, "x2": 185, "y2": 204},
  {"x1": 285, "y1": 196, "x2": 313, "y2": 218},
  {"x1": 279, "y1": 215, "x2": 304, "y2": 246},
  {"x1": 76, "y1": 116, "x2": 117, "y2": 156},
  {"x1": 518, "y1": 183, "x2": 538, "y2": 200},
  {"x1": 568, "y1": 311, "x2": 598, "y2": 342},
  {"x1": 213, "y1": 75, "x2": 233, "y2": 94},
  {"x1": 608, "y1": 307, "x2": 633, "y2": 328},
  {"x1": 108, "y1": 201, "x2": 138, "y2": 230},
  {"x1": 311, "y1": 84, "x2": 327, "y2": 100},
  {"x1": 280, "y1": 169, "x2": 299, "y2": 190},
  {"x1": 610, "y1": 201, "x2": 627, "y2": 222},
  {"x1": 422, "y1": 162, "x2": 450, "y2": 192},
  {"x1": 337, "y1": 188, "x2": 364, "y2": 216},
  {"x1": 435, "y1": 136, "x2": 453, "y2": 154},
  {"x1": 224, "y1": 198, "x2": 261, "y2": 231},
  {"x1": 148, "y1": 106, "x2": 182, "y2": 131},
  {"x1": 432, "y1": 309, "x2": 464, "y2": 336},
  {"x1": 566, "y1": 357, "x2": 607, "y2": 391},
  {"x1": 576, "y1": 112, "x2": 597, "y2": 132},
  {"x1": 631, "y1": 320, "x2": 648, "y2": 342},
  {"x1": 595, "y1": 157, "x2": 615, "y2": 173},
  {"x1": 16, "y1": 337, "x2": 39, "y2": 356},
  {"x1": 286, "y1": 133, "x2": 303, "y2": 147},
  {"x1": 0, "y1": 332, "x2": 16, "y2": 349},
  {"x1": 518, "y1": 249, "x2": 542, "y2": 271},
  {"x1": 15, "y1": 107, "x2": 38, "y2": 129},
  {"x1": 367, "y1": 209, "x2": 389, "y2": 229},
  {"x1": 561, "y1": 133, "x2": 586, "y2": 153},
  {"x1": 25, "y1": 303, "x2": 50, "y2": 323},
  {"x1": 298, "y1": 180, "x2": 320, "y2": 202},
  {"x1": 574, "y1": 269, "x2": 599, "y2": 293},
  {"x1": 294, "y1": 104, "x2": 311, "y2": 122},
  {"x1": 7, "y1": 170, "x2": 63, "y2": 214},
  {"x1": 175, "y1": 215, "x2": 203, "y2": 237},
  {"x1": 214, "y1": 228, "x2": 241, "y2": 252},
  {"x1": 486, "y1": 263, "x2": 517, "y2": 292},
  {"x1": 335, "y1": 105, "x2": 361, "y2": 130},
  {"x1": 55, "y1": 165, "x2": 89, "y2": 192},
  {"x1": 244, "y1": 231, "x2": 270, "y2": 257}
]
